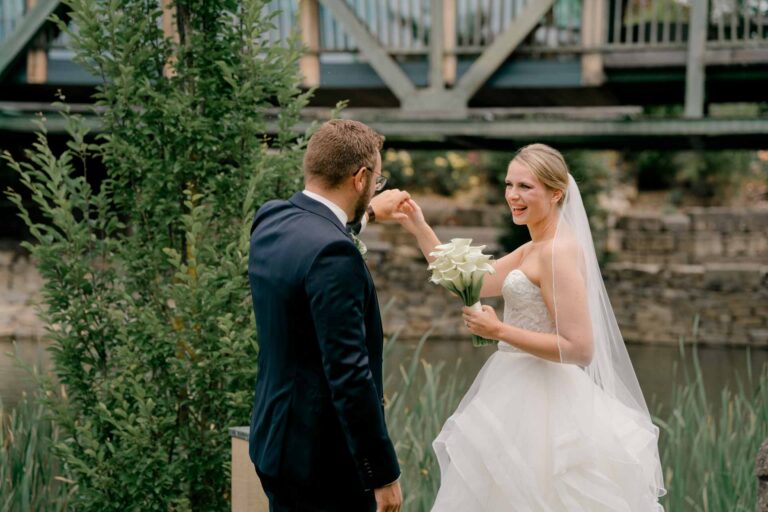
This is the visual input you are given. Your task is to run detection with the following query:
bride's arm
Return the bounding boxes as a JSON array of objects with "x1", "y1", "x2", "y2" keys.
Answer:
[
  {"x1": 395, "y1": 200, "x2": 529, "y2": 298},
  {"x1": 538, "y1": 239, "x2": 593, "y2": 365},
  {"x1": 464, "y1": 309, "x2": 591, "y2": 366},
  {"x1": 462, "y1": 243, "x2": 593, "y2": 366},
  {"x1": 392, "y1": 199, "x2": 441, "y2": 264}
]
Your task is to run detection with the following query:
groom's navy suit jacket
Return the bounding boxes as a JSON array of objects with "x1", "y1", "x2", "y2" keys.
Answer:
[{"x1": 248, "y1": 192, "x2": 400, "y2": 493}]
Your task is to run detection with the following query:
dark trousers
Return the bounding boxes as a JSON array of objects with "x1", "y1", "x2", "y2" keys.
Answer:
[{"x1": 258, "y1": 469, "x2": 376, "y2": 512}]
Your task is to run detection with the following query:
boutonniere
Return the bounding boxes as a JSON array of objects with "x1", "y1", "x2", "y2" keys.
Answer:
[{"x1": 350, "y1": 232, "x2": 368, "y2": 257}]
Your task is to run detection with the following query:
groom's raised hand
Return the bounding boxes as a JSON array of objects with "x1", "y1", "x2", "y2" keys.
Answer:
[{"x1": 368, "y1": 189, "x2": 411, "y2": 222}]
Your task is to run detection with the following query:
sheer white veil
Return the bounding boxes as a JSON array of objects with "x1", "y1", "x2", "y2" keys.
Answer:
[{"x1": 552, "y1": 174, "x2": 666, "y2": 499}]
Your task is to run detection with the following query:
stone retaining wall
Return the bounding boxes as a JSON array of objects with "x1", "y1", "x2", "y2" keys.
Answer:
[
  {"x1": 610, "y1": 208, "x2": 768, "y2": 264},
  {"x1": 603, "y1": 262, "x2": 767, "y2": 346},
  {"x1": 0, "y1": 243, "x2": 44, "y2": 339},
  {"x1": 363, "y1": 207, "x2": 768, "y2": 345},
  {"x1": 1, "y1": 207, "x2": 766, "y2": 346}
]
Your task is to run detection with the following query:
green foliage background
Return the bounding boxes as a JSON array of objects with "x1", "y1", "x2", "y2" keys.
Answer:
[{"x1": 4, "y1": 0, "x2": 312, "y2": 509}]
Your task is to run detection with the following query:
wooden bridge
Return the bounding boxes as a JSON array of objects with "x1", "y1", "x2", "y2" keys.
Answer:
[{"x1": 1, "y1": 0, "x2": 768, "y2": 148}]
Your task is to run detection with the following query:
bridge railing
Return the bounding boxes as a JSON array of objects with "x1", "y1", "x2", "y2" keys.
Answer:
[
  {"x1": 263, "y1": 0, "x2": 585, "y2": 56},
  {"x1": 0, "y1": 0, "x2": 25, "y2": 42},
  {"x1": 3, "y1": 1, "x2": 767, "y2": 56},
  {"x1": 262, "y1": 0, "x2": 767, "y2": 55},
  {"x1": 606, "y1": 0, "x2": 767, "y2": 48},
  {"x1": 2, "y1": 0, "x2": 767, "y2": 89}
]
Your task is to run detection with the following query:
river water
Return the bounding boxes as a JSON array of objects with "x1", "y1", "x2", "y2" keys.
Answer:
[{"x1": 2, "y1": 337, "x2": 767, "y2": 415}]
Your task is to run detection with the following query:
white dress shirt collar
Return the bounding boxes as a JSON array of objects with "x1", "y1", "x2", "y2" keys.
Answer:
[{"x1": 302, "y1": 190, "x2": 348, "y2": 226}]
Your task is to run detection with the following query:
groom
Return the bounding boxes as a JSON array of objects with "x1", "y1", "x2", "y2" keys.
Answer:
[{"x1": 248, "y1": 119, "x2": 407, "y2": 512}]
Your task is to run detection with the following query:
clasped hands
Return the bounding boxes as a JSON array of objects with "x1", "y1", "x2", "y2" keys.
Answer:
[{"x1": 368, "y1": 189, "x2": 411, "y2": 222}]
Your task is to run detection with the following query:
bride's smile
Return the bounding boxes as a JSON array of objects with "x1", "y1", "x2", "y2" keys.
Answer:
[{"x1": 504, "y1": 160, "x2": 563, "y2": 241}]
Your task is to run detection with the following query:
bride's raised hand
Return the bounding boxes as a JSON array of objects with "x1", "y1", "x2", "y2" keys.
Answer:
[
  {"x1": 462, "y1": 305, "x2": 502, "y2": 340},
  {"x1": 392, "y1": 198, "x2": 427, "y2": 234}
]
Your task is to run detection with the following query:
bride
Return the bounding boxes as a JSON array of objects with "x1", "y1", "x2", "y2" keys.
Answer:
[{"x1": 394, "y1": 144, "x2": 666, "y2": 511}]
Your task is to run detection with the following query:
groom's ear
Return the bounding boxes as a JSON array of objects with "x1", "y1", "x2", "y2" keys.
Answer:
[{"x1": 352, "y1": 166, "x2": 366, "y2": 192}]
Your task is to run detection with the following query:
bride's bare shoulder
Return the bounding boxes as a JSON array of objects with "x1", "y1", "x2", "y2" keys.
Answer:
[{"x1": 495, "y1": 241, "x2": 533, "y2": 271}]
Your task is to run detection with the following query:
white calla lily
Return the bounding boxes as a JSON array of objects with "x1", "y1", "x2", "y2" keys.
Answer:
[{"x1": 426, "y1": 238, "x2": 497, "y2": 347}]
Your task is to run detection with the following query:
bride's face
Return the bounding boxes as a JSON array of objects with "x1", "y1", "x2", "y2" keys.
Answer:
[{"x1": 504, "y1": 160, "x2": 560, "y2": 226}]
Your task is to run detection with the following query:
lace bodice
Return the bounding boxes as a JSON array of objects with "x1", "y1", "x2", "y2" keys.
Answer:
[{"x1": 499, "y1": 270, "x2": 556, "y2": 352}]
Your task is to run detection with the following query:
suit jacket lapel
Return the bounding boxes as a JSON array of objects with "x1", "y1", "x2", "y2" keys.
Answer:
[{"x1": 289, "y1": 192, "x2": 351, "y2": 239}]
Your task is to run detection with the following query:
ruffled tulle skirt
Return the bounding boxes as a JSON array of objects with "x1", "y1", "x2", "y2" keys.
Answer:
[{"x1": 431, "y1": 343, "x2": 665, "y2": 512}]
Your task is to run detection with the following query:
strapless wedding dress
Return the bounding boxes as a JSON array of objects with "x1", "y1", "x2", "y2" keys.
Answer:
[{"x1": 431, "y1": 269, "x2": 664, "y2": 511}]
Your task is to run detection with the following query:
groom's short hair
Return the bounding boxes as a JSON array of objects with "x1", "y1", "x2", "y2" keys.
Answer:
[{"x1": 304, "y1": 119, "x2": 384, "y2": 189}]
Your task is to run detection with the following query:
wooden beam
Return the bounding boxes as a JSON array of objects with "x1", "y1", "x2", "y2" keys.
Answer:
[
  {"x1": 299, "y1": 0, "x2": 320, "y2": 87},
  {"x1": 0, "y1": 0, "x2": 60, "y2": 80},
  {"x1": 428, "y1": 0, "x2": 444, "y2": 90},
  {"x1": 604, "y1": 47, "x2": 768, "y2": 68},
  {"x1": 452, "y1": 0, "x2": 556, "y2": 102},
  {"x1": 685, "y1": 0, "x2": 708, "y2": 118},
  {"x1": 8, "y1": 107, "x2": 768, "y2": 147},
  {"x1": 581, "y1": 0, "x2": 605, "y2": 85},
  {"x1": 319, "y1": 0, "x2": 416, "y2": 102},
  {"x1": 161, "y1": 0, "x2": 179, "y2": 78},
  {"x1": 443, "y1": 0, "x2": 456, "y2": 86},
  {"x1": 26, "y1": 0, "x2": 48, "y2": 84}
]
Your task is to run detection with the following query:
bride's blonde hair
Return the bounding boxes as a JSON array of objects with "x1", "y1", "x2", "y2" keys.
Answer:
[{"x1": 511, "y1": 143, "x2": 569, "y2": 206}]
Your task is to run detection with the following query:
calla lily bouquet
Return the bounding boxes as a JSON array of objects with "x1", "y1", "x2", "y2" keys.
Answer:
[{"x1": 429, "y1": 238, "x2": 496, "y2": 347}]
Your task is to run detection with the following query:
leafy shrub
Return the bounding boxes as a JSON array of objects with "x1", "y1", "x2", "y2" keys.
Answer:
[{"x1": 4, "y1": 0, "x2": 311, "y2": 509}]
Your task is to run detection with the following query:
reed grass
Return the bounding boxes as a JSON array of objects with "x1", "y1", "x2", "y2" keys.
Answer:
[
  {"x1": 384, "y1": 329, "x2": 468, "y2": 511},
  {"x1": 656, "y1": 342, "x2": 768, "y2": 512},
  {"x1": 0, "y1": 393, "x2": 72, "y2": 512},
  {"x1": 2, "y1": 323, "x2": 765, "y2": 511}
]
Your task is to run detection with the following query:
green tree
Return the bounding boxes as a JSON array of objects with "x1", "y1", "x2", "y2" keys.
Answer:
[{"x1": 4, "y1": 0, "x2": 312, "y2": 509}]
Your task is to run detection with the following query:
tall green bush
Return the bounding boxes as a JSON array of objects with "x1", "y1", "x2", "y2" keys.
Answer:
[
  {"x1": 626, "y1": 149, "x2": 756, "y2": 204},
  {"x1": 3, "y1": 0, "x2": 312, "y2": 509}
]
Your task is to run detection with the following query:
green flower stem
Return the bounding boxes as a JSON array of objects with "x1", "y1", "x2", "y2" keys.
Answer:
[{"x1": 458, "y1": 285, "x2": 495, "y2": 348}]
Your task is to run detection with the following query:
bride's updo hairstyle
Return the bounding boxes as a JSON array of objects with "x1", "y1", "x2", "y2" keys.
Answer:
[{"x1": 512, "y1": 143, "x2": 569, "y2": 206}]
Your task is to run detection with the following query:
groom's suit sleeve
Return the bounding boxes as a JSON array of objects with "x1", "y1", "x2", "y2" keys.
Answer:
[{"x1": 305, "y1": 240, "x2": 400, "y2": 490}]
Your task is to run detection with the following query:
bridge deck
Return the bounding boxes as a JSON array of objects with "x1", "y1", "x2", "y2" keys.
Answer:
[{"x1": 0, "y1": 0, "x2": 767, "y2": 147}]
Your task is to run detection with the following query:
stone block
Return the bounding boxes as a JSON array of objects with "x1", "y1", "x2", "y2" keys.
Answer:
[
  {"x1": 481, "y1": 207, "x2": 508, "y2": 228},
  {"x1": 0, "y1": 251, "x2": 13, "y2": 267},
  {"x1": 606, "y1": 230, "x2": 622, "y2": 254},
  {"x1": 689, "y1": 208, "x2": 740, "y2": 231},
  {"x1": 623, "y1": 232, "x2": 674, "y2": 253},
  {"x1": 668, "y1": 265, "x2": 705, "y2": 289},
  {"x1": 746, "y1": 211, "x2": 768, "y2": 232},
  {"x1": 749, "y1": 329, "x2": 768, "y2": 346},
  {"x1": 636, "y1": 304, "x2": 674, "y2": 326},
  {"x1": 662, "y1": 213, "x2": 691, "y2": 232},
  {"x1": 660, "y1": 289, "x2": 688, "y2": 300},
  {"x1": 453, "y1": 208, "x2": 484, "y2": 226},
  {"x1": 748, "y1": 233, "x2": 768, "y2": 257},
  {"x1": 703, "y1": 263, "x2": 765, "y2": 292},
  {"x1": 758, "y1": 439, "x2": 768, "y2": 512},
  {"x1": 723, "y1": 233, "x2": 752, "y2": 258},
  {"x1": 691, "y1": 234, "x2": 724, "y2": 260},
  {"x1": 616, "y1": 213, "x2": 663, "y2": 232}
]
